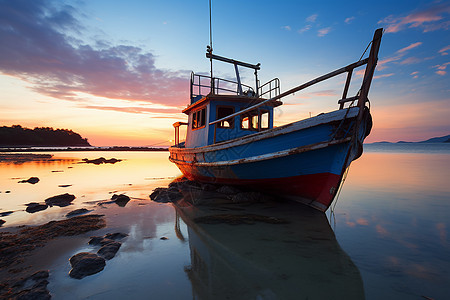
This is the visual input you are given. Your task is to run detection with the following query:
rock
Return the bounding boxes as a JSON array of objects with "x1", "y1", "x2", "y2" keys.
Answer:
[
  {"x1": 88, "y1": 232, "x2": 128, "y2": 246},
  {"x1": 66, "y1": 208, "x2": 90, "y2": 218},
  {"x1": 97, "y1": 242, "x2": 121, "y2": 260},
  {"x1": 231, "y1": 192, "x2": 273, "y2": 204},
  {"x1": 0, "y1": 211, "x2": 14, "y2": 217},
  {"x1": 82, "y1": 157, "x2": 122, "y2": 165},
  {"x1": 10, "y1": 270, "x2": 50, "y2": 300},
  {"x1": 111, "y1": 194, "x2": 130, "y2": 207},
  {"x1": 58, "y1": 184, "x2": 72, "y2": 188},
  {"x1": 104, "y1": 232, "x2": 128, "y2": 241},
  {"x1": 44, "y1": 193, "x2": 75, "y2": 207},
  {"x1": 88, "y1": 236, "x2": 105, "y2": 246},
  {"x1": 149, "y1": 187, "x2": 182, "y2": 203},
  {"x1": 18, "y1": 177, "x2": 40, "y2": 184},
  {"x1": 69, "y1": 252, "x2": 106, "y2": 279},
  {"x1": 0, "y1": 219, "x2": 5, "y2": 226},
  {"x1": 216, "y1": 185, "x2": 242, "y2": 195},
  {"x1": 160, "y1": 237, "x2": 168, "y2": 240},
  {"x1": 25, "y1": 202, "x2": 48, "y2": 213}
]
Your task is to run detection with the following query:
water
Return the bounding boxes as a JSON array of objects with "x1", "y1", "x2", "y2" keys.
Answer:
[{"x1": 0, "y1": 145, "x2": 449, "y2": 299}]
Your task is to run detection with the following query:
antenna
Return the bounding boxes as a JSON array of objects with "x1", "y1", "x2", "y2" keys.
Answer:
[{"x1": 208, "y1": 0, "x2": 214, "y2": 94}]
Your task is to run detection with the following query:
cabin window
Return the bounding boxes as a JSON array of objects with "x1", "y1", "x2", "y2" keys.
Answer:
[
  {"x1": 260, "y1": 110, "x2": 269, "y2": 129},
  {"x1": 192, "y1": 107, "x2": 206, "y2": 130},
  {"x1": 241, "y1": 109, "x2": 269, "y2": 131},
  {"x1": 240, "y1": 109, "x2": 259, "y2": 131},
  {"x1": 217, "y1": 106, "x2": 234, "y2": 128}
]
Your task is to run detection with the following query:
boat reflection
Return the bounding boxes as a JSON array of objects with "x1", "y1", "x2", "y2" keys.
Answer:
[{"x1": 175, "y1": 200, "x2": 365, "y2": 300}]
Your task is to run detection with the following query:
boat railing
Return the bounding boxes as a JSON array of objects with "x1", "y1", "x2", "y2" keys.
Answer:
[
  {"x1": 208, "y1": 27, "x2": 383, "y2": 143},
  {"x1": 258, "y1": 78, "x2": 280, "y2": 99},
  {"x1": 172, "y1": 121, "x2": 188, "y2": 147},
  {"x1": 190, "y1": 72, "x2": 255, "y2": 104}
]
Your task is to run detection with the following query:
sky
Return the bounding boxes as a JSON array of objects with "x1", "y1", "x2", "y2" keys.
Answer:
[{"x1": 0, "y1": 0, "x2": 449, "y2": 146}]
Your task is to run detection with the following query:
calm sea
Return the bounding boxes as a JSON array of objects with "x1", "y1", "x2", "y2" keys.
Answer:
[{"x1": 0, "y1": 144, "x2": 449, "y2": 299}]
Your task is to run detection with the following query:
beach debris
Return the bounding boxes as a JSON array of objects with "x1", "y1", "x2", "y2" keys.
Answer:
[
  {"x1": 66, "y1": 208, "x2": 90, "y2": 218},
  {"x1": 5, "y1": 191, "x2": 11, "y2": 193},
  {"x1": 160, "y1": 236, "x2": 169, "y2": 240},
  {"x1": 1, "y1": 270, "x2": 50, "y2": 299},
  {"x1": 18, "y1": 177, "x2": 40, "y2": 184},
  {"x1": 97, "y1": 242, "x2": 122, "y2": 260},
  {"x1": 25, "y1": 202, "x2": 48, "y2": 213},
  {"x1": 69, "y1": 252, "x2": 106, "y2": 279},
  {"x1": 193, "y1": 214, "x2": 289, "y2": 225},
  {"x1": 111, "y1": 194, "x2": 130, "y2": 207},
  {"x1": 81, "y1": 157, "x2": 122, "y2": 165},
  {"x1": 44, "y1": 193, "x2": 75, "y2": 207},
  {"x1": 0, "y1": 211, "x2": 14, "y2": 217}
]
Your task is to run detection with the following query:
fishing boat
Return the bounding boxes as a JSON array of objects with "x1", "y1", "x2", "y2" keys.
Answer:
[{"x1": 169, "y1": 28, "x2": 383, "y2": 212}]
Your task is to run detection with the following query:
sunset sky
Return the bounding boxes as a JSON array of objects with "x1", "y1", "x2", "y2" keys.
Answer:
[{"x1": 1, "y1": 0, "x2": 449, "y2": 146}]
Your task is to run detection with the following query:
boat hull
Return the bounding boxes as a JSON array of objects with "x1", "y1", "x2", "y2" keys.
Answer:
[{"x1": 169, "y1": 107, "x2": 371, "y2": 211}]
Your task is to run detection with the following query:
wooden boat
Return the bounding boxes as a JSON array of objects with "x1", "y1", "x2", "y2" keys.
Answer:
[{"x1": 169, "y1": 28, "x2": 383, "y2": 212}]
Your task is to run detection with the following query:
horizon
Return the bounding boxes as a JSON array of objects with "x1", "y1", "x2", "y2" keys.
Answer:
[{"x1": 1, "y1": 0, "x2": 449, "y2": 146}]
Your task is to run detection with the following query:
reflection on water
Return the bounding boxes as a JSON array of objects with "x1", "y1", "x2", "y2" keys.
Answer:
[
  {"x1": 0, "y1": 146, "x2": 449, "y2": 299},
  {"x1": 176, "y1": 201, "x2": 364, "y2": 299}
]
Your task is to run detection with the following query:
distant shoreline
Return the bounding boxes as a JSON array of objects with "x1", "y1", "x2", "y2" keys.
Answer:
[{"x1": 0, "y1": 146, "x2": 168, "y2": 152}]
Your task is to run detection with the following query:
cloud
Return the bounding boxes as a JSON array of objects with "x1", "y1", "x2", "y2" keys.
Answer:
[
  {"x1": 345, "y1": 16, "x2": 355, "y2": 24},
  {"x1": 0, "y1": 0, "x2": 189, "y2": 107},
  {"x1": 318, "y1": 27, "x2": 332, "y2": 37},
  {"x1": 378, "y1": 2, "x2": 450, "y2": 33},
  {"x1": 281, "y1": 25, "x2": 291, "y2": 31},
  {"x1": 433, "y1": 62, "x2": 450, "y2": 75},
  {"x1": 82, "y1": 105, "x2": 181, "y2": 115},
  {"x1": 399, "y1": 57, "x2": 422, "y2": 65},
  {"x1": 306, "y1": 14, "x2": 318, "y2": 23},
  {"x1": 374, "y1": 73, "x2": 395, "y2": 79},
  {"x1": 298, "y1": 25, "x2": 312, "y2": 34},
  {"x1": 411, "y1": 71, "x2": 419, "y2": 79},
  {"x1": 397, "y1": 42, "x2": 422, "y2": 53},
  {"x1": 378, "y1": 42, "x2": 423, "y2": 70},
  {"x1": 439, "y1": 45, "x2": 450, "y2": 55}
]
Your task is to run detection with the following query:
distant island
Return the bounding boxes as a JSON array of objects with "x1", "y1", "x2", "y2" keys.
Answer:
[
  {"x1": 370, "y1": 134, "x2": 450, "y2": 144},
  {"x1": 0, "y1": 125, "x2": 91, "y2": 147}
]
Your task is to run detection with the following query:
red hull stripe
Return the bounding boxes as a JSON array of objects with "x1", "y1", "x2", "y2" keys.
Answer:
[{"x1": 183, "y1": 171, "x2": 341, "y2": 210}]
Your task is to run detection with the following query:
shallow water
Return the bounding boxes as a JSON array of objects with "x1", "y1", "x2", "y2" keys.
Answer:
[{"x1": 0, "y1": 145, "x2": 449, "y2": 299}]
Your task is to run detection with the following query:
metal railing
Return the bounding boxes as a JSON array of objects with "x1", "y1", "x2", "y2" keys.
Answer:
[
  {"x1": 190, "y1": 72, "x2": 255, "y2": 104},
  {"x1": 258, "y1": 78, "x2": 280, "y2": 99}
]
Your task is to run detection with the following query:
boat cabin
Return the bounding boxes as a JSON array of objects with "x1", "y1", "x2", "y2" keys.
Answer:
[{"x1": 173, "y1": 51, "x2": 282, "y2": 148}]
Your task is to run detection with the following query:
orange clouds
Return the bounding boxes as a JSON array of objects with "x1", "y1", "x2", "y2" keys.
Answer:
[{"x1": 379, "y1": 3, "x2": 450, "y2": 33}]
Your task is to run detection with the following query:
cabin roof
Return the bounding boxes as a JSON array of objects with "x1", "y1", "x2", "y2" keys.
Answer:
[{"x1": 182, "y1": 94, "x2": 283, "y2": 115}]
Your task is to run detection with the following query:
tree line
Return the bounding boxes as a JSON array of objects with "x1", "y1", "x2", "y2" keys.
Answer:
[{"x1": 0, "y1": 125, "x2": 91, "y2": 147}]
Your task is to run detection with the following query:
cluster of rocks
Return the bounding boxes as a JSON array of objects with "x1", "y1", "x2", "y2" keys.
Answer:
[
  {"x1": 0, "y1": 214, "x2": 106, "y2": 297},
  {"x1": 25, "y1": 193, "x2": 76, "y2": 214},
  {"x1": 0, "y1": 270, "x2": 51, "y2": 299},
  {"x1": 81, "y1": 157, "x2": 122, "y2": 165},
  {"x1": 150, "y1": 178, "x2": 274, "y2": 206},
  {"x1": 69, "y1": 232, "x2": 128, "y2": 279}
]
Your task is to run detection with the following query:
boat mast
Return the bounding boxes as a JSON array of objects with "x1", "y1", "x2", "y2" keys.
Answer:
[{"x1": 208, "y1": 0, "x2": 214, "y2": 95}]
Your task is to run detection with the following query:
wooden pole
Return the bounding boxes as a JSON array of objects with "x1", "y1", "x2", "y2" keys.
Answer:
[{"x1": 357, "y1": 28, "x2": 383, "y2": 120}]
